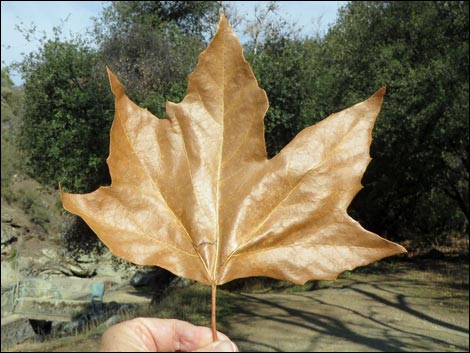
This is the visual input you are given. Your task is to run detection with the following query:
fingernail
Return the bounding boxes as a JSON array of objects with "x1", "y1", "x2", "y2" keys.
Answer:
[{"x1": 211, "y1": 340, "x2": 238, "y2": 352}]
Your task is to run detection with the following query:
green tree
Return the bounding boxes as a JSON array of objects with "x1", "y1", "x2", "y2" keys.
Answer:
[
  {"x1": 248, "y1": 37, "x2": 323, "y2": 156},
  {"x1": 1, "y1": 68, "x2": 23, "y2": 128},
  {"x1": 94, "y1": 1, "x2": 221, "y2": 117},
  {"x1": 1, "y1": 68, "x2": 14, "y2": 88},
  {"x1": 240, "y1": 2, "x2": 327, "y2": 157},
  {"x1": 1, "y1": 68, "x2": 24, "y2": 189},
  {"x1": 321, "y1": 1, "x2": 469, "y2": 241},
  {"x1": 17, "y1": 36, "x2": 113, "y2": 192},
  {"x1": 95, "y1": 1, "x2": 220, "y2": 37}
]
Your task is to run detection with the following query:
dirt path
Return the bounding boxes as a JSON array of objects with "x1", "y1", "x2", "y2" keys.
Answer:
[{"x1": 223, "y1": 274, "x2": 469, "y2": 352}]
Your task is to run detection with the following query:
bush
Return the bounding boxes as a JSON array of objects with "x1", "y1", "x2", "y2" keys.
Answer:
[{"x1": 16, "y1": 37, "x2": 114, "y2": 193}]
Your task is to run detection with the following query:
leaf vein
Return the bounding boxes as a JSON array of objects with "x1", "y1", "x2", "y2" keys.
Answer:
[
  {"x1": 117, "y1": 104, "x2": 211, "y2": 276},
  {"x1": 221, "y1": 113, "x2": 367, "y2": 268}
]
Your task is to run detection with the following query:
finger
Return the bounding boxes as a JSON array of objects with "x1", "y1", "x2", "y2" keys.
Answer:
[
  {"x1": 102, "y1": 318, "x2": 235, "y2": 352},
  {"x1": 137, "y1": 318, "x2": 233, "y2": 351},
  {"x1": 100, "y1": 319, "x2": 151, "y2": 352}
]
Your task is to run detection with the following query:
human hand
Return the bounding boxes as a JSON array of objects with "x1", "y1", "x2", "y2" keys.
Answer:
[{"x1": 99, "y1": 317, "x2": 238, "y2": 352}]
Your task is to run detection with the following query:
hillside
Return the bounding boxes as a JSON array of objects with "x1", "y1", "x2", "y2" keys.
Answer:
[
  {"x1": 1, "y1": 71, "x2": 137, "y2": 308},
  {"x1": 2, "y1": 70, "x2": 60, "y2": 284}
]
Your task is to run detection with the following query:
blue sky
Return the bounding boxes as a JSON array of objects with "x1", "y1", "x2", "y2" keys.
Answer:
[{"x1": 1, "y1": 1, "x2": 347, "y2": 85}]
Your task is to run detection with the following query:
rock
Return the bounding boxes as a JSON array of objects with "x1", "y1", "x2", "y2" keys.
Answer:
[
  {"x1": 36, "y1": 255, "x2": 52, "y2": 266},
  {"x1": 58, "y1": 264, "x2": 74, "y2": 276},
  {"x1": 117, "y1": 303, "x2": 136, "y2": 313},
  {"x1": 41, "y1": 248, "x2": 60, "y2": 260},
  {"x1": 1, "y1": 224, "x2": 19, "y2": 256},
  {"x1": 95, "y1": 262, "x2": 121, "y2": 279},
  {"x1": 14, "y1": 256, "x2": 35, "y2": 281},
  {"x1": 1, "y1": 223, "x2": 18, "y2": 245},
  {"x1": 1, "y1": 280, "x2": 17, "y2": 315},
  {"x1": 1, "y1": 261, "x2": 18, "y2": 288},
  {"x1": 68, "y1": 263, "x2": 96, "y2": 278},
  {"x1": 106, "y1": 301, "x2": 120, "y2": 312},
  {"x1": 168, "y1": 277, "x2": 194, "y2": 290},
  {"x1": 1, "y1": 315, "x2": 36, "y2": 349},
  {"x1": 38, "y1": 268, "x2": 67, "y2": 278},
  {"x1": 1, "y1": 243, "x2": 12, "y2": 256},
  {"x1": 1, "y1": 213, "x2": 13, "y2": 223},
  {"x1": 152, "y1": 277, "x2": 195, "y2": 303}
]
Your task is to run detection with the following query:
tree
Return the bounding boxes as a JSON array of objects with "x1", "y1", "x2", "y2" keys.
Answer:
[
  {"x1": 1, "y1": 69, "x2": 24, "y2": 189},
  {"x1": 17, "y1": 36, "x2": 113, "y2": 192},
  {"x1": 239, "y1": 2, "x2": 325, "y2": 157},
  {"x1": 93, "y1": 1, "x2": 221, "y2": 117},
  {"x1": 247, "y1": 37, "x2": 323, "y2": 156},
  {"x1": 95, "y1": 1, "x2": 221, "y2": 38},
  {"x1": 1, "y1": 68, "x2": 14, "y2": 88},
  {"x1": 321, "y1": 1, "x2": 469, "y2": 241}
]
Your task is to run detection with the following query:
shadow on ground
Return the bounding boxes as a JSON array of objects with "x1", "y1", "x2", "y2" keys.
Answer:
[{"x1": 221, "y1": 276, "x2": 469, "y2": 352}]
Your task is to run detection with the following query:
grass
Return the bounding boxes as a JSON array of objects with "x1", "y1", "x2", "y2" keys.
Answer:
[
  {"x1": 148, "y1": 283, "x2": 218, "y2": 326},
  {"x1": 123, "y1": 283, "x2": 241, "y2": 331}
]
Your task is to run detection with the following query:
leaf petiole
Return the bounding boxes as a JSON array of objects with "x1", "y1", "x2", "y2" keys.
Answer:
[{"x1": 211, "y1": 284, "x2": 218, "y2": 341}]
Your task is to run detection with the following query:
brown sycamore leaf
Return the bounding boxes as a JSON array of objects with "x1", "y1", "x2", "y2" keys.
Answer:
[{"x1": 61, "y1": 15, "x2": 406, "y2": 289}]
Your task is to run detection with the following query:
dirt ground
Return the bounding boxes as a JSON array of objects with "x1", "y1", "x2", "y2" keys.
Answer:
[
  {"x1": 6, "y1": 261, "x2": 469, "y2": 352},
  {"x1": 223, "y1": 273, "x2": 468, "y2": 352}
]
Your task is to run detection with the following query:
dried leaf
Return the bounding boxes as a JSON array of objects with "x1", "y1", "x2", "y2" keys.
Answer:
[{"x1": 61, "y1": 15, "x2": 406, "y2": 289}]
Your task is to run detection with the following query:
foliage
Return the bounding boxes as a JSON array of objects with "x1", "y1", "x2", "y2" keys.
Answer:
[
  {"x1": 60, "y1": 217, "x2": 106, "y2": 256},
  {"x1": 248, "y1": 37, "x2": 322, "y2": 156},
  {"x1": 93, "y1": 1, "x2": 220, "y2": 116},
  {"x1": 94, "y1": 1, "x2": 220, "y2": 38},
  {"x1": 239, "y1": 1, "x2": 468, "y2": 245},
  {"x1": 2, "y1": 68, "x2": 14, "y2": 87},
  {"x1": 1, "y1": 68, "x2": 24, "y2": 130},
  {"x1": 319, "y1": 1, "x2": 469, "y2": 241},
  {"x1": 97, "y1": 24, "x2": 199, "y2": 117},
  {"x1": 15, "y1": 36, "x2": 113, "y2": 192},
  {"x1": 1, "y1": 68, "x2": 24, "y2": 189}
]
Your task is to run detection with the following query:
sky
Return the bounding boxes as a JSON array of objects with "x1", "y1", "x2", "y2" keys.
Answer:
[{"x1": 1, "y1": 1, "x2": 347, "y2": 86}]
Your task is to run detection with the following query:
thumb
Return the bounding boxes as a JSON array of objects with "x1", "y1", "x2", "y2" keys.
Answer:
[{"x1": 194, "y1": 339, "x2": 239, "y2": 352}]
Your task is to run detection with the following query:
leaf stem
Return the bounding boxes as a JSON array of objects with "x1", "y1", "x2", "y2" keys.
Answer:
[{"x1": 211, "y1": 283, "x2": 218, "y2": 342}]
